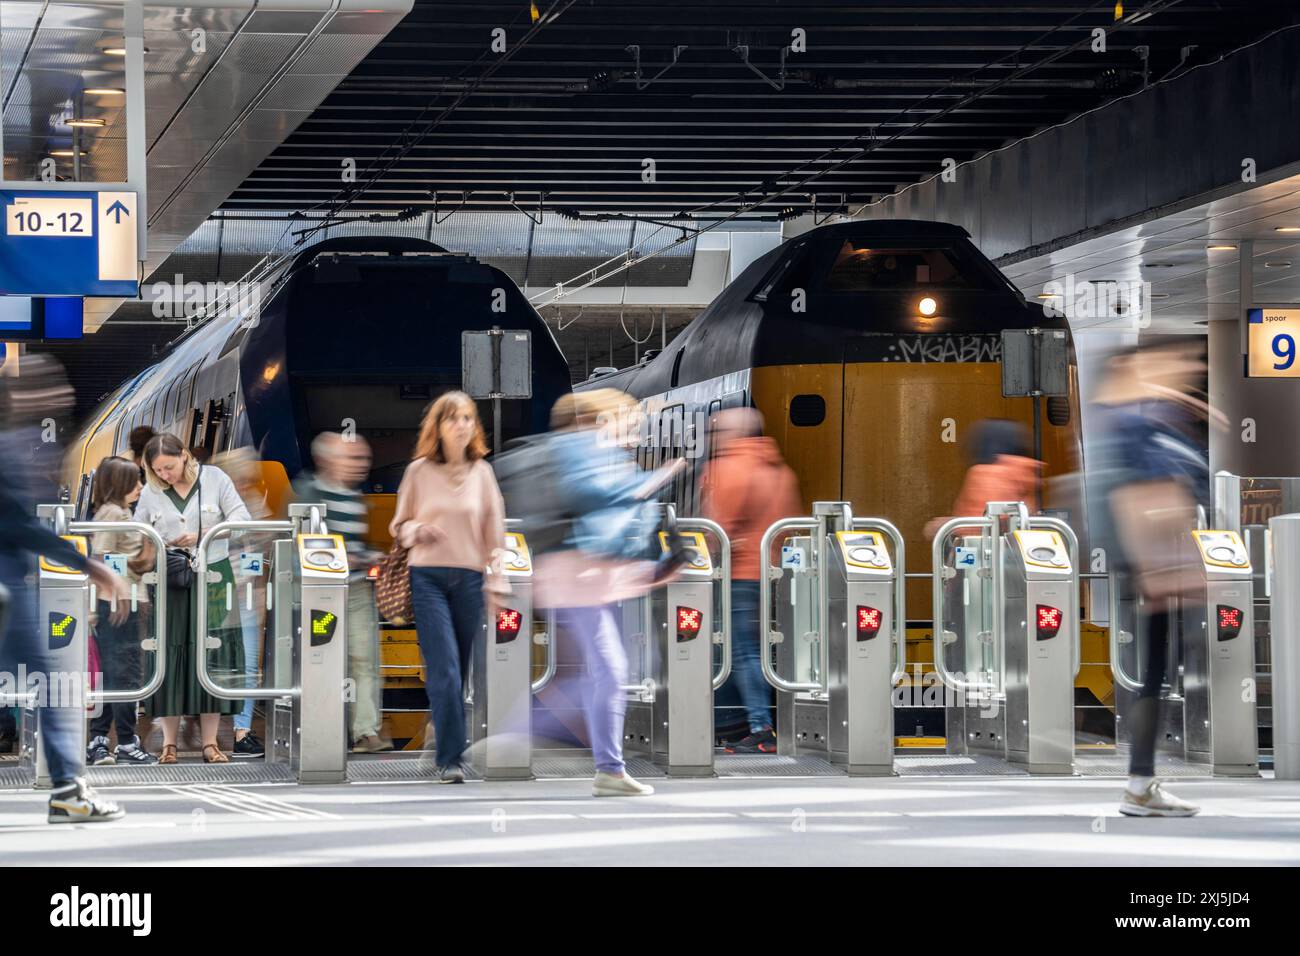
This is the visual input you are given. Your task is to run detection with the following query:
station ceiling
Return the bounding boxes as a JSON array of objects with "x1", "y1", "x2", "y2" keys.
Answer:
[{"x1": 227, "y1": 0, "x2": 1300, "y2": 224}]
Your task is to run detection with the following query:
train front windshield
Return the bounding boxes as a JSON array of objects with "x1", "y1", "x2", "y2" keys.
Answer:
[{"x1": 824, "y1": 241, "x2": 1001, "y2": 292}]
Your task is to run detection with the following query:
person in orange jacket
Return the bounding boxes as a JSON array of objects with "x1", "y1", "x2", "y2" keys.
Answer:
[
  {"x1": 702, "y1": 407, "x2": 802, "y2": 753},
  {"x1": 925, "y1": 419, "x2": 1040, "y2": 540}
]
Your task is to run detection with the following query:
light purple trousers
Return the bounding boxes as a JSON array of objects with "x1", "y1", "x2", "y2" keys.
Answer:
[{"x1": 556, "y1": 604, "x2": 628, "y2": 774}]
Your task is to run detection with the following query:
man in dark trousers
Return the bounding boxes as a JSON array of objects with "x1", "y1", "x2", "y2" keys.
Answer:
[
  {"x1": 0, "y1": 358, "x2": 128, "y2": 822},
  {"x1": 702, "y1": 408, "x2": 802, "y2": 753}
]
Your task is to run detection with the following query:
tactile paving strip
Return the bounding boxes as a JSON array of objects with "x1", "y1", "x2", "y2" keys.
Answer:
[
  {"x1": 346, "y1": 754, "x2": 460, "y2": 782},
  {"x1": 0, "y1": 766, "x2": 32, "y2": 789},
  {"x1": 86, "y1": 763, "x2": 296, "y2": 786},
  {"x1": 895, "y1": 754, "x2": 1032, "y2": 776},
  {"x1": 1073, "y1": 752, "x2": 1216, "y2": 778},
  {"x1": 714, "y1": 754, "x2": 845, "y2": 777},
  {"x1": 531, "y1": 755, "x2": 664, "y2": 779}
]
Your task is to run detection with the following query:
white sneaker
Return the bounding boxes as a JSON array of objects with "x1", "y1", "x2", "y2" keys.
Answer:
[
  {"x1": 1119, "y1": 779, "x2": 1200, "y2": 817},
  {"x1": 592, "y1": 770, "x2": 654, "y2": 797},
  {"x1": 48, "y1": 778, "x2": 125, "y2": 824}
]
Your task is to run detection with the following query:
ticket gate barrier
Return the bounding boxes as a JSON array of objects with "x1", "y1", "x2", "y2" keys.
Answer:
[
  {"x1": 1271, "y1": 515, "x2": 1300, "y2": 780},
  {"x1": 1109, "y1": 531, "x2": 1259, "y2": 776},
  {"x1": 622, "y1": 516, "x2": 731, "y2": 777},
  {"x1": 760, "y1": 502, "x2": 905, "y2": 776},
  {"x1": 932, "y1": 502, "x2": 1078, "y2": 774},
  {"x1": 466, "y1": 525, "x2": 549, "y2": 780},
  {"x1": 199, "y1": 504, "x2": 348, "y2": 784},
  {"x1": 22, "y1": 504, "x2": 167, "y2": 787}
]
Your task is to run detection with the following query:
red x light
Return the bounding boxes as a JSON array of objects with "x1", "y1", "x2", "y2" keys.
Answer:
[
  {"x1": 676, "y1": 606, "x2": 701, "y2": 642},
  {"x1": 1036, "y1": 604, "x2": 1062, "y2": 641},
  {"x1": 856, "y1": 605, "x2": 882, "y2": 641},
  {"x1": 1217, "y1": 605, "x2": 1244, "y2": 642},
  {"x1": 496, "y1": 608, "x2": 522, "y2": 644}
]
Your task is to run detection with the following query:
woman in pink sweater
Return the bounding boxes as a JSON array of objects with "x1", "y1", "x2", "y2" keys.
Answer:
[{"x1": 390, "y1": 391, "x2": 508, "y2": 783}]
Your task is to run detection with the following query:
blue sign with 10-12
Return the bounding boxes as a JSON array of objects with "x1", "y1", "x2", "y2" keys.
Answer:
[{"x1": 0, "y1": 190, "x2": 139, "y2": 297}]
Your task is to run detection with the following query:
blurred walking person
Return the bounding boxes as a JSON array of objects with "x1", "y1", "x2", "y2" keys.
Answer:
[
  {"x1": 702, "y1": 407, "x2": 800, "y2": 753},
  {"x1": 535, "y1": 390, "x2": 685, "y2": 796},
  {"x1": 297, "y1": 432, "x2": 390, "y2": 754},
  {"x1": 0, "y1": 357, "x2": 128, "y2": 821},
  {"x1": 391, "y1": 393, "x2": 508, "y2": 782},
  {"x1": 924, "y1": 419, "x2": 1040, "y2": 540},
  {"x1": 1088, "y1": 342, "x2": 1218, "y2": 817}
]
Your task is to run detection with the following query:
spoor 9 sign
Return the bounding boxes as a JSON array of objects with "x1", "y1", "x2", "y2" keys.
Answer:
[{"x1": 1247, "y1": 308, "x2": 1300, "y2": 378}]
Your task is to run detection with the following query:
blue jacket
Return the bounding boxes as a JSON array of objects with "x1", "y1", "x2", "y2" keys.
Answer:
[
  {"x1": 550, "y1": 429, "x2": 658, "y2": 562},
  {"x1": 1086, "y1": 400, "x2": 1209, "y2": 574}
]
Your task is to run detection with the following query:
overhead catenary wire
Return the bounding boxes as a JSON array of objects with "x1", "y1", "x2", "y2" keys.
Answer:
[
  {"x1": 301, "y1": 0, "x2": 578, "y2": 227},
  {"x1": 529, "y1": 0, "x2": 1187, "y2": 309}
]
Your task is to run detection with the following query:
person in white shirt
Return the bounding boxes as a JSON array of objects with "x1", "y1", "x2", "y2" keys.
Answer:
[{"x1": 136, "y1": 434, "x2": 250, "y2": 764}]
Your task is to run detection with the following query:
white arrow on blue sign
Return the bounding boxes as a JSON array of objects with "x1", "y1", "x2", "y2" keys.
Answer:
[{"x1": 0, "y1": 190, "x2": 139, "y2": 297}]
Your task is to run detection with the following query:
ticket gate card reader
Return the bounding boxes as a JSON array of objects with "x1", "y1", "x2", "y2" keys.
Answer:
[
  {"x1": 1185, "y1": 531, "x2": 1258, "y2": 776},
  {"x1": 34, "y1": 535, "x2": 90, "y2": 788},
  {"x1": 469, "y1": 531, "x2": 535, "y2": 780},
  {"x1": 645, "y1": 530, "x2": 715, "y2": 776},
  {"x1": 293, "y1": 533, "x2": 349, "y2": 784},
  {"x1": 1003, "y1": 528, "x2": 1075, "y2": 774},
  {"x1": 827, "y1": 531, "x2": 896, "y2": 776}
]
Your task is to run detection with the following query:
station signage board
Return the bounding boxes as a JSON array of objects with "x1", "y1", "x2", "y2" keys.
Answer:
[
  {"x1": 1247, "y1": 307, "x2": 1300, "y2": 378},
  {"x1": 0, "y1": 190, "x2": 139, "y2": 297}
]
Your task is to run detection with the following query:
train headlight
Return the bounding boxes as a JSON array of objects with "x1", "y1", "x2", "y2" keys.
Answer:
[{"x1": 918, "y1": 296, "x2": 938, "y2": 316}]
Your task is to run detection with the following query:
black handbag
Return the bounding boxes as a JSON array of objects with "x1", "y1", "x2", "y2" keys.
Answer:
[{"x1": 165, "y1": 466, "x2": 202, "y2": 591}]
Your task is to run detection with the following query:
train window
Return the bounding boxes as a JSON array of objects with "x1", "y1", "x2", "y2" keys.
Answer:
[
  {"x1": 178, "y1": 363, "x2": 200, "y2": 419},
  {"x1": 1047, "y1": 395, "x2": 1071, "y2": 426},
  {"x1": 751, "y1": 238, "x2": 811, "y2": 301},
  {"x1": 822, "y1": 242, "x2": 995, "y2": 292},
  {"x1": 789, "y1": 394, "x2": 826, "y2": 427}
]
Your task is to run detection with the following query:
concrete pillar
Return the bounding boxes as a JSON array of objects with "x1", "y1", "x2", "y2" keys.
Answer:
[{"x1": 1208, "y1": 318, "x2": 1300, "y2": 476}]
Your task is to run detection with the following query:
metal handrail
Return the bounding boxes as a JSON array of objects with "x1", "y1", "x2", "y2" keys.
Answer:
[
  {"x1": 76, "y1": 520, "x2": 169, "y2": 704},
  {"x1": 1107, "y1": 570, "x2": 1143, "y2": 692},
  {"x1": 677, "y1": 516, "x2": 732, "y2": 691},
  {"x1": 531, "y1": 607, "x2": 558, "y2": 694},
  {"x1": 760, "y1": 517, "x2": 822, "y2": 694},
  {"x1": 1028, "y1": 515, "x2": 1082, "y2": 678},
  {"x1": 852, "y1": 516, "x2": 907, "y2": 685},
  {"x1": 197, "y1": 519, "x2": 299, "y2": 700},
  {"x1": 931, "y1": 515, "x2": 1000, "y2": 695}
]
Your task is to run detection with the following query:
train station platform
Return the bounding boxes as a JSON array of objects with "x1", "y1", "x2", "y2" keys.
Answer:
[{"x1": 2, "y1": 771, "x2": 1296, "y2": 867}]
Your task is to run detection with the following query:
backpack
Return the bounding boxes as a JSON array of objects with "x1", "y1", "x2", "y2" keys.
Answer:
[{"x1": 492, "y1": 434, "x2": 572, "y2": 554}]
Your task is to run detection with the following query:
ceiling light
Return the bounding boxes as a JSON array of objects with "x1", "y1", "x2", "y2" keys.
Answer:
[
  {"x1": 84, "y1": 87, "x2": 125, "y2": 96},
  {"x1": 1265, "y1": 261, "x2": 1292, "y2": 268},
  {"x1": 1143, "y1": 262, "x2": 1176, "y2": 268},
  {"x1": 1273, "y1": 226, "x2": 1300, "y2": 233},
  {"x1": 1037, "y1": 292, "x2": 1060, "y2": 299},
  {"x1": 50, "y1": 150, "x2": 88, "y2": 157},
  {"x1": 1147, "y1": 293, "x2": 1170, "y2": 298},
  {"x1": 1207, "y1": 244, "x2": 1237, "y2": 251},
  {"x1": 104, "y1": 46, "x2": 149, "y2": 56},
  {"x1": 918, "y1": 296, "x2": 938, "y2": 316},
  {"x1": 66, "y1": 118, "x2": 105, "y2": 128}
]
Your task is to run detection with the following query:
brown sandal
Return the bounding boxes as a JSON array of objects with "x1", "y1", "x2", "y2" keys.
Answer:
[
  {"x1": 202, "y1": 743, "x2": 229, "y2": 764},
  {"x1": 160, "y1": 744, "x2": 178, "y2": 765}
]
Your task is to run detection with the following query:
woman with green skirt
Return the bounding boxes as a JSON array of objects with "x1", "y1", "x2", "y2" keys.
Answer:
[{"x1": 136, "y1": 434, "x2": 251, "y2": 763}]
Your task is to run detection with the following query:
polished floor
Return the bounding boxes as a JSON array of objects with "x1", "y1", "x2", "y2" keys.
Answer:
[{"x1": 2, "y1": 772, "x2": 1297, "y2": 866}]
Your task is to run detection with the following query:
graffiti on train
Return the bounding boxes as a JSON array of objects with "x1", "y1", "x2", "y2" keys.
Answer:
[{"x1": 887, "y1": 334, "x2": 1002, "y2": 363}]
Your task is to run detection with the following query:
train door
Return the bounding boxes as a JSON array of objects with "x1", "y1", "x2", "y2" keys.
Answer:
[
  {"x1": 749, "y1": 363, "x2": 844, "y2": 510},
  {"x1": 841, "y1": 337, "x2": 1034, "y2": 624}
]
